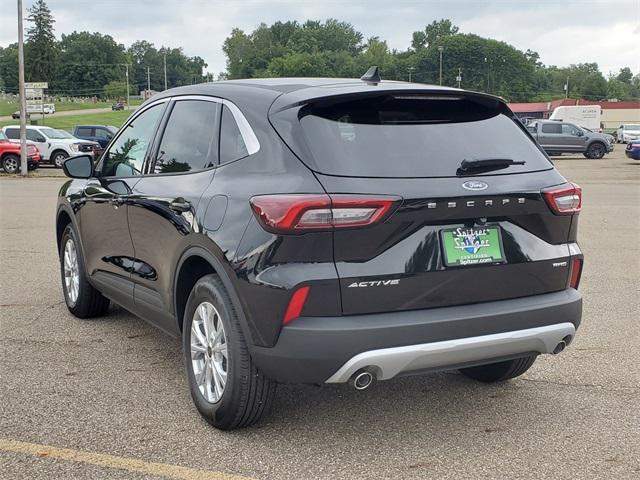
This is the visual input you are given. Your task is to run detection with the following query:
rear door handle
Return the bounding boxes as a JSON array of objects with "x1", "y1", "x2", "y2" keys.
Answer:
[{"x1": 170, "y1": 198, "x2": 191, "y2": 213}]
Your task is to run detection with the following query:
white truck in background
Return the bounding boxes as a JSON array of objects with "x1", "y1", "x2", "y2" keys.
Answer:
[{"x1": 549, "y1": 105, "x2": 602, "y2": 132}]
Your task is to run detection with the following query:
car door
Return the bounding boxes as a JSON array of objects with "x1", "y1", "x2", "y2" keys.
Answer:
[
  {"x1": 538, "y1": 122, "x2": 563, "y2": 151},
  {"x1": 127, "y1": 97, "x2": 221, "y2": 334},
  {"x1": 561, "y1": 123, "x2": 587, "y2": 151},
  {"x1": 28, "y1": 128, "x2": 53, "y2": 159},
  {"x1": 77, "y1": 101, "x2": 167, "y2": 309}
]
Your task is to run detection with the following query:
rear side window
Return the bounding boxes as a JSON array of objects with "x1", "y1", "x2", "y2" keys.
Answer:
[
  {"x1": 153, "y1": 100, "x2": 220, "y2": 174},
  {"x1": 541, "y1": 123, "x2": 562, "y2": 134},
  {"x1": 76, "y1": 127, "x2": 93, "y2": 136},
  {"x1": 295, "y1": 94, "x2": 551, "y2": 178},
  {"x1": 5, "y1": 128, "x2": 19, "y2": 139},
  {"x1": 219, "y1": 105, "x2": 248, "y2": 164}
]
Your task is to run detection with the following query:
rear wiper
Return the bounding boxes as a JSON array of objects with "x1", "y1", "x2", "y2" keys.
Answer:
[{"x1": 457, "y1": 158, "x2": 525, "y2": 175}]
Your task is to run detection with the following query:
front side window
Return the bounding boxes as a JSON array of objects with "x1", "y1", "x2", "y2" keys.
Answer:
[
  {"x1": 26, "y1": 130, "x2": 44, "y2": 142},
  {"x1": 153, "y1": 100, "x2": 220, "y2": 174},
  {"x1": 95, "y1": 129, "x2": 111, "y2": 140},
  {"x1": 220, "y1": 105, "x2": 248, "y2": 164},
  {"x1": 100, "y1": 104, "x2": 165, "y2": 177},
  {"x1": 561, "y1": 124, "x2": 580, "y2": 136}
]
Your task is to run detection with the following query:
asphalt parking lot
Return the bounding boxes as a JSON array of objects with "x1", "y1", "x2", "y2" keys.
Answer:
[{"x1": 1, "y1": 145, "x2": 638, "y2": 479}]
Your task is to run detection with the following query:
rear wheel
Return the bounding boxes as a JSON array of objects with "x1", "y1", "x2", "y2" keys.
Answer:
[
  {"x1": 2, "y1": 154, "x2": 19, "y2": 174},
  {"x1": 584, "y1": 142, "x2": 606, "y2": 159},
  {"x1": 183, "y1": 274, "x2": 275, "y2": 430},
  {"x1": 59, "y1": 224, "x2": 110, "y2": 318},
  {"x1": 459, "y1": 355, "x2": 537, "y2": 383}
]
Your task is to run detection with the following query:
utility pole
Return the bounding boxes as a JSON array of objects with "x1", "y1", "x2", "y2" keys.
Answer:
[
  {"x1": 438, "y1": 46, "x2": 444, "y2": 86},
  {"x1": 484, "y1": 57, "x2": 490, "y2": 93},
  {"x1": 17, "y1": 0, "x2": 27, "y2": 177},
  {"x1": 147, "y1": 67, "x2": 151, "y2": 94},
  {"x1": 163, "y1": 52, "x2": 167, "y2": 90},
  {"x1": 124, "y1": 64, "x2": 130, "y2": 110},
  {"x1": 456, "y1": 67, "x2": 462, "y2": 89},
  {"x1": 407, "y1": 66, "x2": 415, "y2": 83},
  {"x1": 564, "y1": 76, "x2": 569, "y2": 98}
]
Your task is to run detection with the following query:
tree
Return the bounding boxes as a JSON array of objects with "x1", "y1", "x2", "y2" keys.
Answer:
[
  {"x1": 412, "y1": 19, "x2": 459, "y2": 50},
  {"x1": 25, "y1": 0, "x2": 58, "y2": 83},
  {"x1": 0, "y1": 44, "x2": 19, "y2": 92},
  {"x1": 617, "y1": 67, "x2": 633, "y2": 84},
  {"x1": 103, "y1": 80, "x2": 128, "y2": 98}
]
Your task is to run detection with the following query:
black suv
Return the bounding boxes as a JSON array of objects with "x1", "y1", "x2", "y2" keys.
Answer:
[{"x1": 56, "y1": 75, "x2": 583, "y2": 430}]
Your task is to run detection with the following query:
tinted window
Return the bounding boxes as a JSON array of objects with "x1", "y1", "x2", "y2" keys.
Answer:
[
  {"x1": 100, "y1": 103, "x2": 164, "y2": 177},
  {"x1": 220, "y1": 105, "x2": 248, "y2": 164},
  {"x1": 76, "y1": 127, "x2": 93, "y2": 136},
  {"x1": 153, "y1": 100, "x2": 220, "y2": 174},
  {"x1": 26, "y1": 130, "x2": 44, "y2": 142},
  {"x1": 296, "y1": 95, "x2": 552, "y2": 177},
  {"x1": 541, "y1": 123, "x2": 562, "y2": 134},
  {"x1": 5, "y1": 128, "x2": 19, "y2": 139}
]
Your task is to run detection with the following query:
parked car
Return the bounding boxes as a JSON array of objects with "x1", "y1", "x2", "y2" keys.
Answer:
[
  {"x1": 56, "y1": 76, "x2": 583, "y2": 430},
  {"x1": 72, "y1": 125, "x2": 118, "y2": 148},
  {"x1": 0, "y1": 130, "x2": 40, "y2": 173},
  {"x1": 616, "y1": 124, "x2": 640, "y2": 143},
  {"x1": 625, "y1": 141, "x2": 640, "y2": 160},
  {"x1": 527, "y1": 119, "x2": 613, "y2": 158},
  {"x1": 111, "y1": 102, "x2": 125, "y2": 111},
  {"x1": 2, "y1": 125, "x2": 101, "y2": 167},
  {"x1": 43, "y1": 104, "x2": 56, "y2": 114},
  {"x1": 11, "y1": 111, "x2": 30, "y2": 120}
]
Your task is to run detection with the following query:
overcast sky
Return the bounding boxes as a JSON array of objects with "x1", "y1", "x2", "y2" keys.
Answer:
[{"x1": 2, "y1": 0, "x2": 639, "y2": 77}]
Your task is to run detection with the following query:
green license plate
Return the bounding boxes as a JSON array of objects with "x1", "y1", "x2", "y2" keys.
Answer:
[{"x1": 440, "y1": 226, "x2": 505, "y2": 267}]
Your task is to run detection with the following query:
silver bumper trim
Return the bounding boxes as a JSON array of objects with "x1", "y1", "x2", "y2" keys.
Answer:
[{"x1": 325, "y1": 322, "x2": 576, "y2": 383}]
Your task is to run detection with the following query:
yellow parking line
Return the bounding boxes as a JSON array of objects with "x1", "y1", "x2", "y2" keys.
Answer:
[{"x1": 0, "y1": 438, "x2": 253, "y2": 480}]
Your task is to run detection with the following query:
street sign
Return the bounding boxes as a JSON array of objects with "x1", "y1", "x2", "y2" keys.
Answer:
[{"x1": 25, "y1": 81, "x2": 48, "y2": 89}]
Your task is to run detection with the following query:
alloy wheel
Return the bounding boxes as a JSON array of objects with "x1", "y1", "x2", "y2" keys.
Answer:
[
  {"x1": 3, "y1": 157, "x2": 18, "y2": 174},
  {"x1": 190, "y1": 301, "x2": 228, "y2": 403},
  {"x1": 54, "y1": 154, "x2": 67, "y2": 167},
  {"x1": 63, "y1": 238, "x2": 80, "y2": 305}
]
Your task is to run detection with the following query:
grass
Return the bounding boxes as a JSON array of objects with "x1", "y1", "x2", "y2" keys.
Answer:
[
  {"x1": 0, "y1": 99, "x2": 143, "y2": 117},
  {"x1": 0, "y1": 110, "x2": 133, "y2": 130}
]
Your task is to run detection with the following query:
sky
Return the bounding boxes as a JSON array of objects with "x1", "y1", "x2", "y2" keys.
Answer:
[{"x1": 2, "y1": 0, "x2": 639, "y2": 78}]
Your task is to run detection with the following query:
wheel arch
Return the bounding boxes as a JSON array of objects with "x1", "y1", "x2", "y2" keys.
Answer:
[
  {"x1": 174, "y1": 246, "x2": 255, "y2": 345},
  {"x1": 56, "y1": 207, "x2": 74, "y2": 251}
]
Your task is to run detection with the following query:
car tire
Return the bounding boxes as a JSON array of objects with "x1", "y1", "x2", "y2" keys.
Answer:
[
  {"x1": 59, "y1": 224, "x2": 110, "y2": 318},
  {"x1": 585, "y1": 142, "x2": 606, "y2": 159},
  {"x1": 2, "y1": 154, "x2": 20, "y2": 174},
  {"x1": 459, "y1": 355, "x2": 537, "y2": 383},
  {"x1": 52, "y1": 150, "x2": 69, "y2": 168},
  {"x1": 182, "y1": 274, "x2": 275, "y2": 430}
]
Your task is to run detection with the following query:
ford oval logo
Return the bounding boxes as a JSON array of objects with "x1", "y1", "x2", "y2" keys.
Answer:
[{"x1": 462, "y1": 181, "x2": 488, "y2": 191}]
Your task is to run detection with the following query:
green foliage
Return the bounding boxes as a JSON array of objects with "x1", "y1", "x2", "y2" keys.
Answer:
[
  {"x1": 25, "y1": 0, "x2": 58, "y2": 82},
  {"x1": 103, "y1": 80, "x2": 128, "y2": 98},
  {"x1": 412, "y1": 19, "x2": 459, "y2": 50}
]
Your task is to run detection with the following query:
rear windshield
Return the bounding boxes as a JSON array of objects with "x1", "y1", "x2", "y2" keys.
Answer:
[{"x1": 297, "y1": 95, "x2": 552, "y2": 177}]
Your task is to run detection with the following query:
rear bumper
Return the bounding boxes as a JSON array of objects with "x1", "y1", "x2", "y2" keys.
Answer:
[{"x1": 251, "y1": 289, "x2": 582, "y2": 384}]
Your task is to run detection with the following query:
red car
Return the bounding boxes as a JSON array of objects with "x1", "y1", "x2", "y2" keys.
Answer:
[{"x1": 0, "y1": 130, "x2": 41, "y2": 173}]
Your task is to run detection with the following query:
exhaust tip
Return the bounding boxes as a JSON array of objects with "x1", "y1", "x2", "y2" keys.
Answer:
[
  {"x1": 552, "y1": 341, "x2": 566, "y2": 354},
  {"x1": 350, "y1": 370, "x2": 375, "y2": 391}
]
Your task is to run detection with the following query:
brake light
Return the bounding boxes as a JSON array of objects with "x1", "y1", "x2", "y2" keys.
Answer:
[
  {"x1": 283, "y1": 286, "x2": 310, "y2": 325},
  {"x1": 569, "y1": 258, "x2": 583, "y2": 289},
  {"x1": 543, "y1": 183, "x2": 582, "y2": 215},
  {"x1": 250, "y1": 194, "x2": 400, "y2": 233}
]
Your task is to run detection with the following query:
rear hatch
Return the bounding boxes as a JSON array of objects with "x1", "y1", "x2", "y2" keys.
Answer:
[{"x1": 271, "y1": 89, "x2": 576, "y2": 315}]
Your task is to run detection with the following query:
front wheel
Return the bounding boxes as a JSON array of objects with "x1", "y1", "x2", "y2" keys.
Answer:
[
  {"x1": 59, "y1": 224, "x2": 110, "y2": 318},
  {"x1": 585, "y1": 142, "x2": 606, "y2": 159},
  {"x1": 52, "y1": 151, "x2": 69, "y2": 168},
  {"x1": 2, "y1": 154, "x2": 19, "y2": 174},
  {"x1": 459, "y1": 355, "x2": 537, "y2": 383},
  {"x1": 183, "y1": 274, "x2": 275, "y2": 430}
]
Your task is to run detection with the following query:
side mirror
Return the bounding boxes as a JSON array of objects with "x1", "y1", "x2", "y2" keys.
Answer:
[
  {"x1": 62, "y1": 154, "x2": 94, "y2": 179},
  {"x1": 36, "y1": 136, "x2": 46, "y2": 142},
  {"x1": 576, "y1": 130, "x2": 584, "y2": 137}
]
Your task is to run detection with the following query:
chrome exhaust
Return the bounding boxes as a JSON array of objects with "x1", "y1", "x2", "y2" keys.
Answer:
[
  {"x1": 552, "y1": 341, "x2": 566, "y2": 354},
  {"x1": 349, "y1": 369, "x2": 375, "y2": 390}
]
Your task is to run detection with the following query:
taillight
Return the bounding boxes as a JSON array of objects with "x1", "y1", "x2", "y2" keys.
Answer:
[
  {"x1": 250, "y1": 194, "x2": 401, "y2": 233},
  {"x1": 543, "y1": 183, "x2": 582, "y2": 215},
  {"x1": 569, "y1": 258, "x2": 583, "y2": 289},
  {"x1": 283, "y1": 286, "x2": 310, "y2": 325}
]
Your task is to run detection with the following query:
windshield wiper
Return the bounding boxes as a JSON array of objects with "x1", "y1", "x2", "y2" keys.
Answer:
[{"x1": 457, "y1": 158, "x2": 525, "y2": 176}]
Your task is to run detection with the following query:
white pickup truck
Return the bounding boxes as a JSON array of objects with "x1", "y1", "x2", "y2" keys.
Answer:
[{"x1": 2, "y1": 125, "x2": 101, "y2": 167}]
